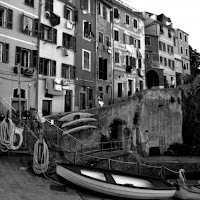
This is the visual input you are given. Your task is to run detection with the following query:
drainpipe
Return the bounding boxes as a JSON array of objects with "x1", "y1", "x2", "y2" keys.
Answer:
[{"x1": 36, "y1": 0, "x2": 42, "y2": 111}]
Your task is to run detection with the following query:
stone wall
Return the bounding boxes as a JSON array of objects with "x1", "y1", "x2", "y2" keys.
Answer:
[{"x1": 53, "y1": 88, "x2": 182, "y2": 156}]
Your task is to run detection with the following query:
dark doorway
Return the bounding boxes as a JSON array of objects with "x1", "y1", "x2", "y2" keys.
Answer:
[
  {"x1": 65, "y1": 90, "x2": 72, "y2": 112},
  {"x1": 176, "y1": 73, "x2": 182, "y2": 86},
  {"x1": 80, "y1": 93, "x2": 86, "y2": 110},
  {"x1": 146, "y1": 70, "x2": 159, "y2": 89},
  {"x1": 42, "y1": 100, "x2": 51, "y2": 116}
]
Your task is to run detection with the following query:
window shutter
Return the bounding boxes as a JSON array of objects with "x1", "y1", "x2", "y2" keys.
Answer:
[
  {"x1": 126, "y1": 55, "x2": 129, "y2": 66},
  {"x1": 159, "y1": 41, "x2": 162, "y2": 50},
  {"x1": 138, "y1": 40, "x2": 141, "y2": 48},
  {"x1": 15, "y1": 47, "x2": 21, "y2": 65},
  {"x1": 73, "y1": 10, "x2": 78, "y2": 22},
  {"x1": 99, "y1": 57, "x2": 103, "y2": 79},
  {"x1": 103, "y1": 59, "x2": 107, "y2": 80},
  {"x1": 73, "y1": 36, "x2": 76, "y2": 51},
  {"x1": 33, "y1": 19, "x2": 39, "y2": 37},
  {"x1": 103, "y1": 6, "x2": 106, "y2": 19},
  {"x1": 3, "y1": 43, "x2": 9, "y2": 63},
  {"x1": 114, "y1": 8, "x2": 118, "y2": 18},
  {"x1": 132, "y1": 57, "x2": 136, "y2": 68},
  {"x1": 69, "y1": 35, "x2": 73, "y2": 49},
  {"x1": 80, "y1": 0, "x2": 85, "y2": 9},
  {"x1": 7, "y1": 9, "x2": 13, "y2": 29},
  {"x1": 90, "y1": 0, "x2": 94, "y2": 14},
  {"x1": 53, "y1": 28, "x2": 57, "y2": 44},
  {"x1": 63, "y1": 32, "x2": 66, "y2": 46},
  {"x1": 39, "y1": 58, "x2": 44, "y2": 75},
  {"x1": 64, "y1": 5, "x2": 68, "y2": 18},
  {"x1": 32, "y1": 50, "x2": 37, "y2": 68},
  {"x1": 97, "y1": 2, "x2": 100, "y2": 15},
  {"x1": 123, "y1": 33, "x2": 126, "y2": 44},
  {"x1": 130, "y1": 36, "x2": 133, "y2": 45},
  {"x1": 52, "y1": 60, "x2": 56, "y2": 76},
  {"x1": 61, "y1": 63, "x2": 65, "y2": 78},
  {"x1": 110, "y1": 10, "x2": 113, "y2": 22},
  {"x1": 40, "y1": 24, "x2": 45, "y2": 40}
]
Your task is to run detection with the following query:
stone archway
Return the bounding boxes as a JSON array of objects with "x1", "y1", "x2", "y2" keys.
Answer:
[{"x1": 146, "y1": 70, "x2": 160, "y2": 89}]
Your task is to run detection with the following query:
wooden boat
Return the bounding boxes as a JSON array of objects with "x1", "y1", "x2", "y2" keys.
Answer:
[
  {"x1": 56, "y1": 163, "x2": 176, "y2": 199},
  {"x1": 61, "y1": 117, "x2": 97, "y2": 128},
  {"x1": 168, "y1": 169, "x2": 200, "y2": 200},
  {"x1": 59, "y1": 112, "x2": 94, "y2": 122},
  {"x1": 62, "y1": 125, "x2": 97, "y2": 136}
]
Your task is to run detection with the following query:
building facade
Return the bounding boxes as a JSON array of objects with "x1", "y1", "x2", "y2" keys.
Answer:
[
  {"x1": 144, "y1": 13, "x2": 175, "y2": 88},
  {"x1": 0, "y1": 0, "x2": 39, "y2": 117},
  {"x1": 96, "y1": 0, "x2": 113, "y2": 105},
  {"x1": 112, "y1": 0, "x2": 146, "y2": 102},
  {"x1": 38, "y1": 0, "x2": 77, "y2": 115}
]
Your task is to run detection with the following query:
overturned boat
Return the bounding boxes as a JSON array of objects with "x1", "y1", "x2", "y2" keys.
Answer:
[{"x1": 56, "y1": 163, "x2": 176, "y2": 199}]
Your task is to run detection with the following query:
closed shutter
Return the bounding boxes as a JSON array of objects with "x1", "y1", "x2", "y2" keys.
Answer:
[
  {"x1": 40, "y1": 24, "x2": 45, "y2": 40},
  {"x1": 32, "y1": 50, "x2": 37, "y2": 68},
  {"x1": 61, "y1": 63, "x2": 66, "y2": 78},
  {"x1": 99, "y1": 57, "x2": 103, "y2": 79},
  {"x1": 63, "y1": 32, "x2": 66, "y2": 47},
  {"x1": 3, "y1": 43, "x2": 9, "y2": 63},
  {"x1": 126, "y1": 55, "x2": 129, "y2": 66},
  {"x1": 159, "y1": 41, "x2": 162, "y2": 50},
  {"x1": 15, "y1": 47, "x2": 21, "y2": 65},
  {"x1": 123, "y1": 33, "x2": 126, "y2": 44},
  {"x1": 97, "y1": 2, "x2": 100, "y2": 15},
  {"x1": 90, "y1": 0, "x2": 94, "y2": 14},
  {"x1": 53, "y1": 28, "x2": 57, "y2": 44},
  {"x1": 73, "y1": 36, "x2": 76, "y2": 51},
  {"x1": 33, "y1": 19, "x2": 39, "y2": 37},
  {"x1": 110, "y1": 10, "x2": 113, "y2": 22},
  {"x1": 103, "y1": 59, "x2": 107, "y2": 80},
  {"x1": 64, "y1": 5, "x2": 68, "y2": 18},
  {"x1": 73, "y1": 10, "x2": 78, "y2": 22},
  {"x1": 52, "y1": 60, "x2": 56, "y2": 76},
  {"x1": 7, "y1": 9, "x2": 13, "y2": 29},
  {"x1": 39, "y1": 58, "x2": 44, "y2": 74},
  {"x1": 84, "y1": 0, "x2": 88, "y2": 11},
  {"x1": 103, "y1": 6, "x2": 106, "y2": 19}
]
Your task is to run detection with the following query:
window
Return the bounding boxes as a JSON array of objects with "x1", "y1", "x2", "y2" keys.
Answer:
[
  {"x1": 99, "y1": 32, "x2": 103, "y2": 43},
  {"x1": 83, "y1": 20, "x2": 91, "y2": 39},
  {"x1": 80, "y1": 0, "x2": 94, "y2": 14},
  {"x1": 173, "y1": 37, "x2": 176, "y2": 46},
  {"x1": 39, "y1": 57, "x2": 56, "y2": 76},
  {"x1": 115, "y1": 52, "x2": 119, "y2": 63},
  {"x1": 163, "y1": 43, "x2": 166, "y2": 52},
  {"x1": 114, "y1": 30, "x2": 119, "y2": 41},
  {"x1": 64, "y1": 5, "x2": 78, "y2": 23},
  {"x1": 98, "y1": 3, "x2": 103, "y2": 17},
  {"x1": 133, "y1": 19, "x2": 138, "y2": 29},
  {"x1": 41, "y1": 24, "x2": 57, "y2": 44},
  {"x1": 179, "y1": 32, "x2": 182, "y2": 40},
  {"x1": 164, "y1": 58, "x2": 167, "y2": 66},
  {"x1": 63, "y1": 33, "x2": 76, "y2": 51},
  {"x1": 138, "y1": 40, "x2": 141, "y2": 49},
  {"x1": 125, "y1": 14, "x2": 130, "y2": 25},
  {"x1": 15, "y1": 46, "x2": 37, "y2": 68},
  {"x1": 82, "y1": 49, "x2": 91, "y2": 71},
  {"x1": 105, "y1": 35, "x2": 110, "y2": 46},
  {"x1": 160, "y1": 25, "x2": 164, "y2": 34},
  {"x1": 25, "y1": 0, "x2": 34, "y2": 7},
  {"x1": 145, "y1": 37, "x2": 151, "y2": 45},
  {"x1": 138, "y1": 59, "x2": 142, "y2": 69},
  {"x1": 22, "y1": 15, "x2": 33, "y2": 36},
  {"x1": 186, "y1": 62, "x2": 189, "y2": 70},
  {"x1": 160, "y1": 56, "x2": 163, "y2": 64},
  {"x1": 45, "y1": 0, "x2": 53, "y2": 12},
  {"x1": 168, "y1": 59, "x2": 171, "y2": 67},
  {"x1": 185, "y1": 35, "x2": 187, "y2": 42},
  {"x1": 0, "y1": 42, "x2": 9, "y2": 63},
  {"x1": 168, "y1": 29, "x2": 172, "y2": 38},
  {"x1": 185, "y1": 48, "x2": 188, "y2": 56},
  {"x1": 118, "y1": 83, "x2": 122, "y2": 97},
  {"x1": 61, "y1": 63, "x2": 76, "y2": 79},
  {"x1": 114, "y1": 8, "x2": 119, "y2": 19},
  {"x1": 99, "y1": 58, "x2": 107, "y2": 80},
  {"x1": 180, "y1": 46, "x2": 183, "y2": 54},
  {"x1": 0, "y1": 6, "x2": 13, "y2": 29}
]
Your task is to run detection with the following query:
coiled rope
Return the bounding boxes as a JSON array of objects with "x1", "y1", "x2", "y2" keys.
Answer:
[
  {"x1": 0, "y1": 118, "x2": 23, "y2": 152},
  {"x1": 33, "y1": 139, "x2": 49, "y2": 174}
]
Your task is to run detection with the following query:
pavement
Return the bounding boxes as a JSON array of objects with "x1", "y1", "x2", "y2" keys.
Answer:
[{"x1": 0, "y1": 154, "x2": 113, "y2": 200}]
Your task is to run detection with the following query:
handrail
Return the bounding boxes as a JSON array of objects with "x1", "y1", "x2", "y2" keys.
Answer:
[{"x1": 0, "y1": 97, "x2": 16, "y2": 112}]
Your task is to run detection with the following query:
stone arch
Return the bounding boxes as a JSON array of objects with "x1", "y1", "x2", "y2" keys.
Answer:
[{"x1": 146, "y1": 70, "x2": 160, "y2": 89}]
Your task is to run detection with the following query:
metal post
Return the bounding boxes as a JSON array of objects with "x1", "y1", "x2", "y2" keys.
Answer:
[{"x1": 18, "y1": 63, "x2": 21, "y2": 120}]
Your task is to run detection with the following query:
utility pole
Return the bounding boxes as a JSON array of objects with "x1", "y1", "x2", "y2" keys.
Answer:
[{"x1": 17, "y1": 63, "x2": 21, "y2": 120}]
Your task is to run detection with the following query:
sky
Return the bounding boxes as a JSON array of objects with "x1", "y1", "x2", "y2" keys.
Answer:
[{"x1": 122, "y1": 0, "x2": 200, "y2": 52}]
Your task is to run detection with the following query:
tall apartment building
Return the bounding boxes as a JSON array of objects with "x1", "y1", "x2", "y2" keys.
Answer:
[
  {"x1": 174, "y1": 28, "x2": 190, "y2": 84},
  {"x1": 96, "y1": 0, "x2": 113, "y2": 105},
  {"x1": 144, "y1": 13, "x2": 175, "y2": 88},
  {"x1": 0, "y1": 0, "x2": 38, "y2": 116},
  {"x1": 112, "y1": 0, "x2": 146, "y2": 101},
  {"x1": 38, "y1": 0, "x2": 77, "y2": 115}
]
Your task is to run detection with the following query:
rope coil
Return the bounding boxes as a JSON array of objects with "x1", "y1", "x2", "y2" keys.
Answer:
[{"x1": 0, "y1": 118, "x2": 23, "y2": 152}]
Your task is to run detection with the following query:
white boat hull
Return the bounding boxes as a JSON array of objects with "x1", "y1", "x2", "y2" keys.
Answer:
[{"x1": 56, "y1": 165, "x2": 176, "y2": 199}]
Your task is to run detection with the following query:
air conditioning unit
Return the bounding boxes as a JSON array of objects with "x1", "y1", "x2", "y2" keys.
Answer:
[
  {"x1": 45, "y1": 11, "x2": 51, "y2": 19},
  {"x1": 23, "y1": 68, "x2": 34, "y2": 77}
]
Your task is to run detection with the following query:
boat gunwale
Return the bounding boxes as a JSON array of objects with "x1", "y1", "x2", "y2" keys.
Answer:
[{"x1": 57, "y1": 164, "x2": 176, "y2": 191}]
